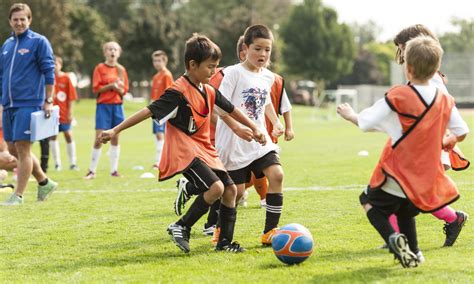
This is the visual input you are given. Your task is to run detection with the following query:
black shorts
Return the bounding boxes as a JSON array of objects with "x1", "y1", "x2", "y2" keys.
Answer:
[
  {"x1": 183, "y1": 158, "x2": 234, "y2": 190},
  {"x1": 228, "y1": 151, "x2": 280, "y2": 184},
  {"x1": 359, "y1": 187, "x2": 419, "y2": 218}
]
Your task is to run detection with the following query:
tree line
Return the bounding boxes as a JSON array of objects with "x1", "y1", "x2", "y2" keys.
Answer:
[{"x1": 1, "y1": 0, "x2": 472, "y2": 90}]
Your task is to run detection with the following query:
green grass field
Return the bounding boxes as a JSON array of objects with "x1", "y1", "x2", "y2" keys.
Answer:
[{"x1": 1, "y1": 100, "x2": 473, "y2": 283}]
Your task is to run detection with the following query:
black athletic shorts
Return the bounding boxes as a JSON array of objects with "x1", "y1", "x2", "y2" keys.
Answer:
[
  {"x1": 360, "y1": 187, "x2": 419, "y2": 218},
  {"x1": 228, "y1": 151, "x2": 280, "y2": 184},
  {"x1": 183, "y1": 158, "x2": 234, "y2": 190}
]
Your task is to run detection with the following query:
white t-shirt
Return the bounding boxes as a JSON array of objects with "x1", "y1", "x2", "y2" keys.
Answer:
[
  {"x1": 215, "y1": 63, "x2": 280, "y2": 170},
  {"x1": 358, "y1": 79, "x2": 469, "y2": 198}
]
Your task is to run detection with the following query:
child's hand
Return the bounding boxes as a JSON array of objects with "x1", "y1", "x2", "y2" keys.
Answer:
[
  {"x1": 272, "y1": 121, "x2": 284, "y2": 138},
  {"x1": 98, "y1": 129, "x2": 116, "y2": 144},
  {"x1": 442, "y1": 133, "x2": 457, "y2": 151},
  {"x1": 336, "y1": 103, "x2": 356, "y2": 121},
  {"x1": 234, "y1": 125, "x2": 254, "y2": 142},
  {"x1": 284, "y1": 127, "x2": 294, "y2": 141},
  {"x1": 253, "y1": 129, "x2": 267, "y2": 145}
]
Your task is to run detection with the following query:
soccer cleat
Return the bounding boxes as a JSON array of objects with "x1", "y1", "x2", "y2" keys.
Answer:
[
  {"x1": 110, "y1": 171, "x2": 122, "y2": 177},
  {"x1": 443, "y1": 211, "x2": 468, "y2": 247},
  {"x1": 1, "y1": 193, "x2": 23, "y2": 206},
  {"x1": 84, "y1": 170, "x2": 96, "y2": 180},
  {"x1": 70, "y1": 165, "x2": 80, "y2": 171},
  {"x1": 416, "y1": 250, "x2": 425, "y2": 264},
  {"x1": 174, "y1": 178, "x2": 190, "y2": 216},
  {"x1": 215, "y1": 240, "x2": 246, "y2": 253},
  {"x1": 211, "y1": 227, "x2": 221, "y2": 246},
  {"x1": 55, "y1": 165, "x2": 62, "y2": 171},
  {"x1": 261, "y1": 227, "x2": 279, "y2": 246},
  {"x1": 238, "y1": 190, "x2": 249, "y2": 207},
  {"x1": 37, "y1": 179, "x2": 58, "y2": 201},
  {"x1": 202, "y1": 224, "x2": 216, "y2": 236},
  {"x1": 152, "y1": 163, "x2": 159, "y2": 170},
  {"x1": 167, "y1": 223, "x2": 191, "y2": 253},
  {"x1": 260, "y1": 198, "x2": 267, "y2": 208},
  {"x1": 388, "y1": 233, "x2": 419, "y2": 268}
]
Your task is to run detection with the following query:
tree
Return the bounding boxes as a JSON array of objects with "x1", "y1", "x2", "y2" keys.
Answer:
[
  {"x1": 280, "y1": 0, "x2": 355, "y2": 85},
  {"x1": 439, "y1": 18, "x2": 474, "y2": 53}
]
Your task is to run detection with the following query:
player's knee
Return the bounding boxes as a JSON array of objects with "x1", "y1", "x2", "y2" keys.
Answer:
[{"x1": 209, "y1": 181, "x2": 225, "y2": 197}]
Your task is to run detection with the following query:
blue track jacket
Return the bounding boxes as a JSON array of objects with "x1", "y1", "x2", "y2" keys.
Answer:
[{"x1": 0, "y1": 29, "x2": 55, "y2": 109}]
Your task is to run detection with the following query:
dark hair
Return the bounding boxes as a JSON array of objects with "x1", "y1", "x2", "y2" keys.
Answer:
[
  {"x1": 184, "y1": 33, "x2": 222, "y2": 69},
  {"x1": 9, "y1": 3, "x2": 32, "y2": 20},
  {"x1": 243, "y1": 24, "x2": 273, "y2": 46},
  {"x1": 236, "y1": 35, "x2": 244, "y2": 61},
  {"x1": 394, "y1": 24, "x2": 438, "y2": 64}
]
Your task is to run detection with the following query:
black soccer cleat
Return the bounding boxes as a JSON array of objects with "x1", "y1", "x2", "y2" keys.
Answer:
[
  {"x1": 167, "y1": 222, "x2": 191, "y2": 253},
  {"x1": 215, "y1": 239, "x2": 246, "y2": 253},
  {"x1": 388, "y1": 233, "x2": 419, "y2": 268},
  {"x1": 443, "y1": 211, "x2": 468, "y2": 247},
  {"x1": 174, "y1": 178, "x2": 191, "y2": 216}
]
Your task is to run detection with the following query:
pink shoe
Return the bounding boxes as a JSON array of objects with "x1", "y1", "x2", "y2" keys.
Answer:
[
  {"x1": 111, "y1": 171, "x2": 122, "y2": 177},
  {"x1": 84, "y1": 170, "x2": 96, "y2": 180}
]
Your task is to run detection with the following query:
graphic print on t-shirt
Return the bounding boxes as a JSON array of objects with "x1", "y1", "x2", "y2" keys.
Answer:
[{"x1": 241, "y1": 87, "x2": 267, "y2": 120}]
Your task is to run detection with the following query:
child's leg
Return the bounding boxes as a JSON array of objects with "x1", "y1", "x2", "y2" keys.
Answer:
[
  {"x1": 109, "y1": 134, "x2": 120, "y2": 174},
  {"x1": 218, "y1": 183, "x2": 239, "y2": 244},
  {"x1": 49, "y1": 137, "x2": 61, "y2": 169},
  {"x1": 432, "y1": 206, "x2": 457, "y2": 223},
  {"x1": 64, "y1": 130, "x2": 77, "y2": 167},
  {"x1": 396, "y1": 215, "x2": 419, "y2": 254},
  {"x1": 389, "y1": 214, "x2": 400, "y2": 233},
  {"x1": 366, "y1": 207, "x2": 395, "y2": 245},
  {"x1": 206, "y1": 199, "x2": 221, "y2": 228},
  {"x1": 155, "y1": 133, "x2": 164, "y2": 166},
  {"x1": 262, "y1": 164, "x2": 284, "y2": 233},
  {"x1": 253, "y1": 175, "x2": 268, "y2": 201}
]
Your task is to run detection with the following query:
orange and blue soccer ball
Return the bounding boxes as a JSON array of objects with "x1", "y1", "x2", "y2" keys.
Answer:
[{"x1": 272, "y1": 223, "x2": 313, "y2": 265}]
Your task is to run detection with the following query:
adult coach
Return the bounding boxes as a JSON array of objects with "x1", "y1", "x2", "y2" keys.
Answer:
[{"x1": 0, "y1": 3, "x2": 58, "y2": 205}]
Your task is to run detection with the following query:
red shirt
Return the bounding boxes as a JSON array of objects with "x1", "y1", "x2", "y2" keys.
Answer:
[
  {"x1": 54, "y1": 72, "x2": 77, "y2": 124},
  {"x1": 93, "y1": 63, "x2": 129, "y2": 104},
  {"x1": 151, "y1": 68, "x2": 173, "y2": 101}
]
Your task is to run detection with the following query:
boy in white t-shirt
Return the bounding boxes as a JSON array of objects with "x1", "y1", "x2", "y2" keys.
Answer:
[
  {"x1": 216, "y1": 25, "x2": 285, "y2": 246},
  {"x1": 337, "y1": 36, "x2": 469, "y2": 268}
]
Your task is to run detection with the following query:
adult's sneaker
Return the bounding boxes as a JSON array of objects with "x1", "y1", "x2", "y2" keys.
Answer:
[
  {"x1": 202, "y1": 224, "x2": 216, "y2": 236},
  {"x1": 443, "y1": 211, "x2": 468, "y2": 247},
  {"x1": 167, "y1": 222, "x2": 191, "y2": 253},
  {"x1": 215, "y1": 240, "x2": 246, "y2": 253},
  {"x1": 261, "y1": 227, "x2": 279, "y2": 246},
  {"x1": 388, "y1": 233, "x2": 419, "y2": 268},
  {"x1": 37, "y1": 179, "x2": 58, "y2": 201},
  {"x1": 1, "y1": 193, "x2": 23, "y2": 206},
  {"x1": 174, "y1": 178, "x2": 190, "y2": 216}
]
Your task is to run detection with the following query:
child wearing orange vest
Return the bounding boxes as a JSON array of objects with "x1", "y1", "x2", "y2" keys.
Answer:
[
  {"x1": 85, "y1": 41, "x2": 129, "y2": 179},
  {"x1": 49, "y1": 56, "x2": 79, "y2": 171},
  {"x1": 150, "y1": 50, "x2": 173, "y2": 169},
  {"x1": 386, "y1": 25, "x2": 469, "y2": 248},
  {"x1": 99, "y1": 34, "x2": 266, "y2": 254},
  {"x1": 337, "y1": 36, "x2": 469, "y2": 268}
]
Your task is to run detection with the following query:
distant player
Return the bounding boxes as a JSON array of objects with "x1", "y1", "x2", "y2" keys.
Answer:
[
  {"x1": 49, "y1": 56, "x2": 79, "y2": 171},
  {"x1": 337, "y1": 36, "x2": 469, "y2": 267},
  {"x1": 84, "y1": 41, "x2": 129, "y2": 179},
  {"x1": 150, "y1": 50, "x2": 173, "y2": 169}
]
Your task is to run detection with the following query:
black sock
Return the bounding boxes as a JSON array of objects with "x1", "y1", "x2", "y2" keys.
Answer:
[
  {"x1": 218, "y1": 203, "x2": 236, "y2": 244},
  {"x1": 185, "y1": 182, "x2": 205, "y2": 196},
  {"x1": 397, "y1": 216, "x2": 419, "y2": 253},
  {"x1": 264, "y1": 193, "x2": 283, "y2": 233},
  {"x1": 178, "y1": 194, "x2": 210, "y2": 228},
  {"x1": 366, "y1": 207, "x2": 395, "y2": 244},
  {"x1": 38, "y1": 178, "x2": 48, "y2": 186},
  {"x1": 206, "y1": 199, "x2": 220, "y2": 227}
]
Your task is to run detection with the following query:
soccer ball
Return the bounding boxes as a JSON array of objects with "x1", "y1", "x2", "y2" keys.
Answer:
[{"x1": 272, "y1": 223, "x2": 313, "y2": 265}]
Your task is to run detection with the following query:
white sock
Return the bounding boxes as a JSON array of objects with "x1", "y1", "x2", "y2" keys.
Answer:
[
  {"x1": 49, "y1": 140, "x2": 61, "y2": 167},
  {"x1": 155, "y1": 138, "x2": 164, "y2": 165},
  {"x1": 109, "y1": 145, "x2": 120, "y2": 173},
  {"x1": 89, "y1": 148, "x2": 102, "y2": 172},
  {"x1": 67, "y1": 142, "x2": 77, "y2": 166}
]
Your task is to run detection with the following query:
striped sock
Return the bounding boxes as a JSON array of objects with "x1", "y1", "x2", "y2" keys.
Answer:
[{"x1": 264, "y1": 193, "x2": 283, "y2": 233}]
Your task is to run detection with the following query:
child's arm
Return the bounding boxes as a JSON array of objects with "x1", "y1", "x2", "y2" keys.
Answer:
[
  {"x1": 99, "y1": 108, "x2": 152, "y2": 144},
  {"x1": 282, "y1": 110, "x2": 294, "y2": 141},
  {"x1": 219, "y1": 114, "x2": 254, "y2": 141},
  {"x1": 265, "y1": 104, "x2": 284, "y2": 138},
  {"x1": 337, "y1": 103, "x2": 359, "y2": 126},
  {"x1": 443, "y1": 132, "x2": 467, "y2": 151},
  {"x1": 227, "y1": 109, "x2": 266, "y2": 145}
]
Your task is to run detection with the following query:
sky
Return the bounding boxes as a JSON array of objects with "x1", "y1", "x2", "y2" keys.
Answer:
[{"x1": 321, "y1": 0, "x2": 473, "y2": 41}]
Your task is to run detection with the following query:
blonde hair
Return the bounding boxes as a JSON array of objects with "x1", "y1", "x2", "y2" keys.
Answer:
[
  {"x1": 404, "y1": 36, "x2": 443, "y2": 81},
  {"x1": 102, "y1": 41, "x2": 122, "y2": 54},
  {"x1": 152, "y1": 50, "x2": 168, "y2": 63}
]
